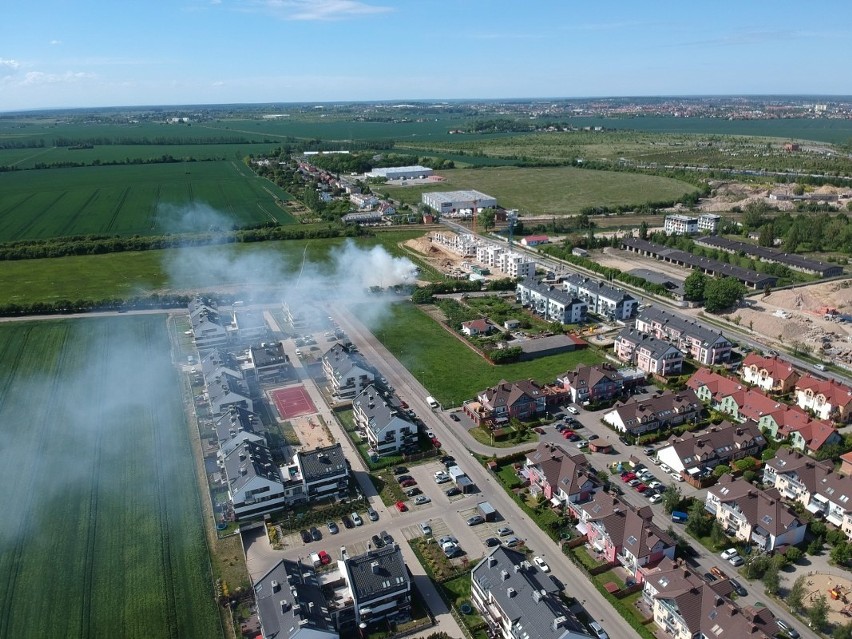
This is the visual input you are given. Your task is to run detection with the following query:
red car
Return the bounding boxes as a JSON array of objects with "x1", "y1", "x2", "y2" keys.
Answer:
[
  {"x1": 395, "y1": 501, "x2": 407, "y2": 512},
  {"x1": 620, "y1": 472, "x2": 636, "y2": 482},
  {"x1": 635, "y1": 483, "x2": 648, "y2": 492},
  {"x1": 318, "y1": 550, "x2": 331, "y2": 565},
  {"x1": 400, "y1": 479, "x2": 417, "y2": 488},
  {"x1": 432, "y1": 438, "x2": 442, "y2": 448},
  {"x1": 562, "y1": 430, "x2": 575, "y2": 438},
  {"x1": 401, "y1": 401, "x2": 408, "y2": 409}
]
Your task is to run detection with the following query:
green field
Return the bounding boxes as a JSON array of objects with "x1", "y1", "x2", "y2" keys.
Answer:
[
  {"x1": 0, "y1": 160, "x2": 295, "y2": 241},
  {"x1": 0, "y1": 230, "x2": 426, "y2": 305},
  {"x1": 0, "y1": 317, "x2": 221, "y2": 639},
  {"x1": 368, "y1": 302, "x2": 603, "y2": 406},
  {"x1": 383, "y1": 166, "x2": 698, "y2": 215}
]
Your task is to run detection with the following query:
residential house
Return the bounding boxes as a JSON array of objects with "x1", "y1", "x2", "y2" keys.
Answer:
[
  {"x1": 339, "y1": 544, "x2": 411, "y2": 628},
  {"x1": 322, "y1": 344, "x2": 375, "y2": 400},
  {"x1": 352, "y1": 385, "x2": 416, "y2": 457},
  {"x1": 563, "y1": 274, "x2": 638, "y2": 321},
  {"x1": 613, "y1": 328, "x2": 684, "y2": 376},
  {"x1": 477, "y1": 379, "x2": 547, "y2": 424},
  {"x1": 524, "y1": 442, "x2": 598, "y2": 513},
  {"x1": 759, "y1": 406, "x2": 840, "y2": 454},
  {"x1": 204, "y1": 361, "x2": 253, "y2": 415},
  {"x1": 642, "y1": 557, "x2": 779, "y2": 639},
  {"x1": 222, "y1": 440, "x2": 288, "y2": 520},
  {"x1": 664, "y1": 214, "x2": 698, "y2": 235},
  {"x1": 516, "y1": 278, "x2": 587, "y2": 324},
  {"x1": 840, "y1": 451, "x2": 852, "y2": 477},
  {"x1": 705, "y1": 474, "x2": 807, "y2": 551},
  {"x1": 496, "y1": 251, "x2": 536, "y2": 279},
  {"x1": 189, "y1": 297, "x2": 229, "y2": 350},
  {"x1": 248, "y1": 341, "x2": 291, "y2": 382},
  {"x1": 214, "y1": 405, "x2": 265, "y2": 456},
  {"x1": 740, "y1": 353, "x2": 799, "y2": 393},
  {"x1": 292, "y1": 444, "x2": 350, "y2": 501},
  {"x1": 471, "y1": 546, "x2": 591, "y2": 639},
  {"x1": 763, "y1": 448, "x2": 852, "y2": 537},
  {"x1": 521, "y1": 235, "x2": 550, "y2": 247},
  {"x1": 795, "y1": 375, "x2": 852, "y2": 423},
  {"x1": 231, "y1": 309, "x2": 269, "y2": 342},
  {"x1": 557, "y1": 363, "x2": 624, "y2": 404},
  {"x1": 602, "y1": 390, "x2": 702, "y2": 435},
  {"x1": 578, "y1": 494, "x2": 675, "y2": 583},
  {"x1": 655, "y1": 421, "x2": 766, "y2": 477},
  {"x1": 462, "y1": 319, "x2": 493, "y2": 337},
  {"x1": 687, "y1": 367, "x2": 747, "y2": 408},
  {"x1": 636, "y1": 307, "x2": 731, "y2": 365}
]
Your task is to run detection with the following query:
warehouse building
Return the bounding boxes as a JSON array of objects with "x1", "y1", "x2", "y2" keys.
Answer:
[
  {"x1": 422, "y1": 190, "x2": 497, "y2": 214},
  {"x1": 367, "y1": 165, "x2": 433, "y2": 180}
]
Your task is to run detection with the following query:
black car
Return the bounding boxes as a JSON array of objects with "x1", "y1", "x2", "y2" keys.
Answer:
[
  {"x1": 703, "y1": 572, "x2": 717, "y2": 583},
  {"x1": 381, "y1": 530, "x2": 394, "y2": 545},
  {"x1": 450, "y1": 413, "x2": 460, "y2": 421},
  {"x1": 310, "y1": 526, "x2": 321, "y2": 542},
  {"x1": 396, "y1": 475, "x2": 413, "y2": 483},
  {"x1": 300, "y1": 529, "x2": 312, "y2": 543},
  {"x1": 446, "y1": 487, "x2": 462, "y2": 497},
  {"x1": 588, "y1": 434, "x2": 599, "y2": 441},
  {"x1": 485, "y1": 537, "x2": 501, "y2": 547},
  {"x1": 341, "y1": 515, "x2": 354, "y2": 529},
  {"x1": 729, "y1": 579, "x2": 747, "y2": 597},
  {"x1": 371, "y1": 534, "x2": 385, "y2": 548},
  {"x1": 618, "y1": 435, "x2": 629, "y2": 445},
  {"x1": 393, "y1": 466, "x2": 408, "y2": 475},
  {"x1": 440, "y1": 456, "x2": 455, "y2": 465},
  {"x1": 406, "y1": 487, "x2": 421, "y2": 497}
]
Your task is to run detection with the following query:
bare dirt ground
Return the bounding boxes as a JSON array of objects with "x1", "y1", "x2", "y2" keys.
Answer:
[
  {"x1": 798, "y1": 572, "x2": 852, "y2": 627},
  {"x1": 290, "y1": 414, "x2": 335, "y2": 449},
  {"x1": 677, "y1": 181, "x2": 852, "y2": 214},
  {"x1": 403, "y1": 232, "x2": 504, "y2": 282},
  {"x1": 596, "y1": 247, "x2": 690, "y2": 282}
]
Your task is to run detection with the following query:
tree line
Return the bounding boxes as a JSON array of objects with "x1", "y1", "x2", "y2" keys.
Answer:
[{"x1": 0, "y1": 154, "x2": 224, "y2": 173}]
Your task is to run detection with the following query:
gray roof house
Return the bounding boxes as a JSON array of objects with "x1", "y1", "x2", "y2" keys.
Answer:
[
  {"x1": 214, "y1": 405, "x2": 266, "y2": 455},
  {"x1": 563, "y1": 274, "x2": 637, "y2": 321},
  {"x1": 189, "y1": 297, "x2": 230, "y2": 350},
  {"x1": 294, "y1": 443, "x2": 350, "y2": 500},
  {"x1": 516, "y1": 278, "x2": 587, "y2": 324},
  {"x1": 352, "y1": 385, "x2": 417, "y2": 457},
  {"x1": 471, "y1": 546, "x2": 591, "y2": 639},
  {"x1": 222, "y1": 439, "x2": 288, "y2": 520},
  {"x1": 339, "y1": 544, "x2": 411, "y2": 627},
  {"x1": 322, "y1": 344, "x2": 375, "y2": 400}
]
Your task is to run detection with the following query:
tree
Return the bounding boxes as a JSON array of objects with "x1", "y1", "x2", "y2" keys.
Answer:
[
  {"x1": 686, "y1": 499, "x2": 711, "y2": 537},
  {"x1": 758, "y1": 223, "x2": 775, "y2": 247},
  {"x1": 808, "y1": 535, "x2": 824, "y2": 556},
  {"x1": 704, "y1": 277, "x2": 747, "y2": 313},
  {"x1": 662, "y1": 485, "x2": 682, "y2": 514},
  {"x1": 762, "y1": 562, "x2": 780, "y2": 595},
  {"x1": 639, "y1": 220, "x2": 649, "y2": 240},
  {"x1": 710, "y1": 521, "x2": 727, "y2": 548},
  {"x1": 809, "y1": 593, "x2": 829, "y2": 631},
  {"x1": 742, "y1": 201, "x2": 770, "y2": 229},
  {"x1": 788, "y1": 574, "x2": 806, "y2": 613},
  {"x1": 835, "y1": 620, "x2": 852, "y2": 639},
  {"x1": 478, "y1": 208, "x2": 496, "y2": 232},
  {"x1": 683, "y1": 271, "x2": 708, "y2": 302},
  {"x1": 831, "y1": 541, "x2": 852, "y2": 567},
  {"x1": 785, "y1": 547, "x2": 803, "y2": 563},
  {"x1": 712, "y1": 464, "x2": 731, "y2": 478}
]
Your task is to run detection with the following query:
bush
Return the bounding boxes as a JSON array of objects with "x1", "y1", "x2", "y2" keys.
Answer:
[{"x1": 785, "y1": 547, "x2": 802, "y2": 563}]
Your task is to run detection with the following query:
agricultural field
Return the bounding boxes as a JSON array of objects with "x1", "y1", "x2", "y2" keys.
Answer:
[
  {"x1": 0, "y1": 160, "x2": 295, "y2": 242},
  {"x1": 368, "y1": 301, "x2": 603, "y2": 406},
  {"x1": 383, "y1": 166, "x2": 698, "y2": 215},
  {"x1": 0, "y1": 230, "x2": 426, "y2": 306},
  {"x1": 0, "y1": 316, "x2": 221, "y2": 639}
]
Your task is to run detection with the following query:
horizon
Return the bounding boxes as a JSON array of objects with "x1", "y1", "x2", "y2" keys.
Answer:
[{"x1": 2, "y1": 0, "x2": 851, "y2": 112}]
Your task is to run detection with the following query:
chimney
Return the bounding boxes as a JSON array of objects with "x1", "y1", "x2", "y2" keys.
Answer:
[
  {"x1": 371, "y1": 561, "x2": 380, "y2": 575},
  {"x1": 488, "y1": 556, "x2": 498, "y2": 568},
  {"x1": 280, "y1": 600, "x2": 291, "y2": 613},
  {"x1": 271, "y1": 580, "x2": 280, "y2": 592},
  {"x1": 532, "y1": 589, "x2": 542, "y2": 603},
  {"x1": 501, "y1": 570, "x2": 509, "y2": 581},
  {"x1": 507, "y1": 587, "x2": 517, "y2": 598},
  {"x1": 552, "y1": 616, "x2": 567, "y2": 631},
  {"x1": 514, "y1": 564, "x2": 521, "y2": 573}
]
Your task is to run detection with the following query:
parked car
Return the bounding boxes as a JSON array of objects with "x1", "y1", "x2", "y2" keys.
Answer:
[
  {"x1": 467, "y1": 515, "x2": 485, "y2": 526},
  {"x1": 351, "y1": 512, "x2": 363, "y2": 526},
  {"x1": 485, "y1": 537, "x2": 501, "y2": 547},
  {"x1": 341, "y1": 515, "x2": 354, "y2": 529},
  {"x1": 728, "y1": 555, "x2": 744, "y2": 567},
  {"x1": 588, "y1": 434, "x2": 599, "y2": 441},
  {"x1": 444, "y1": 545, "x2": 463, "y2": 558},
  {"x1": 367, "y1": 506, "x2": 379, "y2": 521},
  {"x1": 393, "y1": 466, "x2": 408, "y2": 475},
  {"x1": 670, "y1": 472, "x2": 684, "y2": 482},
  {"x1": 372, "y1": 534, "x2": 385, "y2": 548},
  {"x1": 648, "y1": 493, "x2": 662, "y2": 504},
  {"x1": 776, "y1": 619, "x2": 799, "y2": 638},
  {"x1": 497, "y1": 527, "x2": 513, "y2": 537},
  {"x1": 395, "y1": 501, "x2": 407, "y2": 512},
  {"x1": 414, "y1": 495, "x2": 431, "y2": 505},
  {"x1": 566, "y1": 406, "x2": 579, "y2": 414},
  {"x1": 381, "y1": 530, "x2": 394, "y2": 545},
  {"x1": 440, "y1": 455, "x2": 455, "y2": 465},
  {"x1": 445, "y1": 487, "x2": 461, "y2": 497},
  {"x1": 401, "y1": 479, "x2": 417, "y2": 488},
  {"x1": 310, "y1": 527, "x2": 321, "y2": 541},
  {"x1": 634, "y1": 483, "x2": 648, "y2": 492},
  {"x1": 327, "y1": 521, "x2": 339, "y2": 535},
  {"x1": 589, "y1": 621, "x2": 608, "y2": 639},
  {"x1": 643, "y1": 447, "x2": 655, "y2": 456},
  {"x1": 710, "y1": 566, "x2": 727, "y2": 580},
  {"x1": 419, "y1": 522, "x2": 432, "y2": 536},
  {"x1": 438, "y1": 535, "x2": 457, "y2": 546},
  {"x1": 729, "y1": 579, "x2": 747, "y2": 596},
  {"x1": 720, "y1": 548, "x2": 738, "y2": 560},
  {"x1": 406, "y1": 487, "x2": 421, "y2": 497},
  {"x1": 317, "y1": 550, "x2": 331, "y2": 565},
  {"x1": 533, "y1": 556, "x2": 550, "y2": 572},
  {"x1": 300, "y1": 529, "x2": 312, "y2": 543},
  {"x1": 450, "y1": 413, "x2": 460, "y2": 421},
  {"x1": 431, "y1": 438, "x2": 442, "y2": 448},
  {"x1": 396, "y1": 475, "x2": 413, "y2": 483},
  {"x1": 504, "y1": 536, "x2": 521, "y2": 547},
  {"x1": 576, "y1": 440, "x2": 588, "y2": 449},
  {"x1": 704, "y1": 572, "x2": 718, "y2": 583},
  {"x1": 627, "y1": 479, "x2": 640, "y2": 487}
]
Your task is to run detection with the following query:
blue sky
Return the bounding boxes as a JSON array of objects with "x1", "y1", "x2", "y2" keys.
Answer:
[{"x1": 1, "y1": 0, "x2": 850, "y2": 111}]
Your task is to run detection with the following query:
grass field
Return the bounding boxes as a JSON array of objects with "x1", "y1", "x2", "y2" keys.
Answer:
[
  {"x1": 383, "y1": 166, "x2": 697, "y2": 215},
  {"x1": 0, "y1": 316, "x2": 221, "y2": 639},
  {"x1": 0, "y1": 160, "x2": 294, "y2": 242},
  {"x1": 368, "y1": 302, "x2": 604, "y2": 406},
  {"x1": 0, "y1": 230, "x2": 426, "y2": 305}
]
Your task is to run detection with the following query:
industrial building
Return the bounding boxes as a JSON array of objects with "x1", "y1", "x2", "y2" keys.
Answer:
[
  {"x1": 693, "y1": 235, "x2": 843, "y2": 277},
  {"x1": 421, "y1": 190, "x2": 497, "y2": 215},
  {"x1": 366, "y1": 165, "x2": 433, "y2": 180}
]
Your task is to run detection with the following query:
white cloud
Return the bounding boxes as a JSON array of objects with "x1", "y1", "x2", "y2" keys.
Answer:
[
  {"x1": 50, "y1": 39, "x2": 62, "y2": 45},
  {"x1": 212, "y1": 80, "x2": 225, "y2": 86},
  {"x1": 19, "y1": 70, "x2": 95, "y2": 86},
  {"x1": 0, "y1": 58, "x2": 20, "y2": 71},
  {"x1": 249, "y1": 0, "x2": 393, "y2": 21}
]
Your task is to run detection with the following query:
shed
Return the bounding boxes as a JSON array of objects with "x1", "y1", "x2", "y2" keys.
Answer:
[
  {"x1": 457, "y1": 475, "x2": 475, "y2": 494},
  {"x1": 477, "y1": 501, "x2": 497, "y2": 522}
]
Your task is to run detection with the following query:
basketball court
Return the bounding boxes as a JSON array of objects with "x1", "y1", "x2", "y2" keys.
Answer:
[{"x1": 270, "y1": 386, "x2": 317, "y2": 420}]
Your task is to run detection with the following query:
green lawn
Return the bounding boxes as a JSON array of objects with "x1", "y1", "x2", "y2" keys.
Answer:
[
  {"x1": 368, "y1": 301, "x2": 604, "y2": 406},
  {"x1": 0, "y1": 317, "x2": 221, "y2": 639},
  {"x1": 383, "y1": 166, "x2": 697, "y2": 215}
]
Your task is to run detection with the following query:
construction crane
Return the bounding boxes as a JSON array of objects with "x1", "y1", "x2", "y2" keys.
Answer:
[{"x1": 507, "y1": 209, "x2": 518, "y2": 247}]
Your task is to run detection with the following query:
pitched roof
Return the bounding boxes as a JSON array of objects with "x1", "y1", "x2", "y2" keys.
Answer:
[
  {"x1": 559, "y1": 363, "x2": 622, "y2": 391},
  {"x1": 638, "y1": 307, "x2": 730, "y2": 348},
  {"x1": 345, "y1": 544, "x2": 409, "y2": 603},
  {"x1": 687, "y1": 368, "x2": 745, "y2": 402},
  {"x1": 793, "y1": 419, "x2": 840, "y2": 452},
  {"x1": 526, "y1": 442, "x2": 595, "y2": 496},
  {"x1": 796, "y1": 375, "x2": 852, "y2": 408},
  {"x1": 662, "y1": 421, "x2": 765, "y2": 471},
  {"x1": 297, "y1": 443, "x2": 348, "y2": 483},
  {"x1": 254, "y1": 559, "x2": 337, "y2": 639},
  {"x1": 766, "y1": 448, "x2": 852, "y2": 505},
  {"x1": 462, "y1": 319, "x2": 491, "y2": 332},
  {"x1": 608, "y1": 390, "x2": 701, "y2": 432},
  {"x1": 709, "y1": 475, "x2": 803, "y2": 537},
  {"x1": 741, "y1": 353, "x2": 799, "y2": 384},
  {"x1": 480, "y1": 379, "x2": 543, "y2": 410}
]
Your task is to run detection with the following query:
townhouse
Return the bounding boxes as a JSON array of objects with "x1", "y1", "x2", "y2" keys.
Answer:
[
  {"x1": 795, "y1": 374, "x2": 852, "y2": 423},
  {"x1": 516, "y1": 278, "x2": 587, "y2": 324},
  {"x1": 524, "y1": 442, "x2": 598, "y2": 513},
  {"x1": 213, "y1": 405, "x2": 265, "y2": 455},
  {"x1": 563, "y1": 274, "x2": 638, "y2": 321},
  {"x1": 352, "y1": 385, "x2": 417, "y2": 457},
  {"x1": 322, "y1": 344, "x2": 375, "y2": 400},
  {"x1": 557, "y1": 363, "x2": 624, "y2": 404},
  {"x1": 473, "y1": 379, "x2": 548, "y2": 425},
  {"x1": 496, "y1": 251, "x2": 536, "y2": 279},
  {"x1": 339, "y1": 544, "x2": 412, "y2": 628},
  {"x1": 705, "y1": 474, "x2": 807, "y2": 551},
  {"x1": 230, "y1": 308, "x2": 269, "y2": 342},
  {"x1": 763, "y1": 448, "x2": 852, "y2": 538},
  {"x1": 758, "y1": 406, "x2": 841, "y2": 455},
  {"x1": 577, "y1": 493, "x2": 675, "y2": 583},
  {"x1": 740, "y1": 352, "x2": 799, "y2": 393},
  {"x1": 655, "y1": 421, "x2": 766, "y2": 477},
  {"x1": 636, "y1": 307, "x2": 731, "y2": 365},
  {"x1": 247, "y1": 341, "x2": 291, "y2": 382},
  {"x1": 223, "y1": 439, "x2": 290, "y2": 520},
  {"x1": 188, "y1": 296, "x2": 229, "y2": 350},
  {"x1": 642, "y1": 557, "x2": 780, "y2": 639},
  {"x1": 202, "y1": 350, "x2": 253, "y2": 415},
  {"x1": 471, "y1": 546, "x2": 591, "y2": 639},
  {"x1": 602, "y1": 390, "x2": 702, "y2": 436},
  {"x1": 289, "y1": 444, "x2": 350, "y2": 502},
  {"x1": 613, "y1": 328, "x2": 684, "y2": 376}
]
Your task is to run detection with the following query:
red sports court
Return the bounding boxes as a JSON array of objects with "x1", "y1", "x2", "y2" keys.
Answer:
[{"x1": 271, "y1": 386, "x2": 317, "y2": 419}]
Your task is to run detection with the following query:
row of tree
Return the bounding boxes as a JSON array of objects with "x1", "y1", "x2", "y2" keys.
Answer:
[{"x1": 683, "y1": 271, "x2": 748, "y2": 312}]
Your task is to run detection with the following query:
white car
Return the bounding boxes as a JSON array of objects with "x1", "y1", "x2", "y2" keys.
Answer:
[
  {"x1": 589, "y1": 621, "x2": 609, "y2": 639},
  {"x1": 566, "y1": 406, "x2": 579, "y2": 414},
  {"x1": 434, "y1": 472, "x2": 450, "y2": 484},
  {"x1": 414, "y1": 495, "x2": 431, "y2": 505},
  {"x1": 576, "y1": 440, "x2": 588, "y2": 449},
  {"x1": 720, "y1": 548, "x2": 738, "y2": 560},
  {"x1": 533, "y1": 556, "x2": 550, "y2": 572},
  {"x1": 351, "y1": 512, "x2": 363, "y2": 526},
  {"x1": 648, "y1": 493, "x2": 662, "y2": 504},
  {"x1": 670, "y1": 472, "x2": 684, "y2": 482}
]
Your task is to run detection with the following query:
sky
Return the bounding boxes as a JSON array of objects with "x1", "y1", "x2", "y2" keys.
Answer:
[{"x1": 1, "y1": 0, "x2": 851, "y2": 111}]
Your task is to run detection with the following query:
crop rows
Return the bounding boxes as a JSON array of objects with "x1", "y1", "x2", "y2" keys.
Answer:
[{"x1": 0, "y1": 317, "x2": 221, "y2": 639}]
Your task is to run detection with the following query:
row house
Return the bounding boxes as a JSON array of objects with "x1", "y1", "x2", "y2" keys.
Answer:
[
  {"x1": 188, "y1": 297, "x2": 229, "y2": 350},
  {"x1": 497, "y1": 251, "x2": 536, "y2": 278},
  {"x1": 613, "y1": 328, "x2": 684, "y2": 376},
  {"x1": 563, "y1": 274, "x2": 638, "y2": 321},
  {"x1": 739, "y1": 353, "x2": 799, "y2": 393},
  {"x1": 759, "y1": 406, "x2": 840, "y2": 455},
  {"x1": 475, "y1": 379, "x2": 547, "y2": 425},
  {"x1": 764, "y1": 448, "x2": 852, "y2": 538},
  {"x1": 222, "y1": 440, "x2": 290, "y2": 520},
  {"x1": 795, "y1": 374, "x2": 852, "y2": 423},
  {"x1": 636, "y1": 307, "x2": 731, "y2": 365},
  {"x1": 557, "y1": 363, "x2": 623, "y2": 404},
  {"x1": 524, "y1": 442, "x2": 598, "y2": 514},
  {"x1": 602, "y1": 390, "x2": 702, "y2": 436},
  {"x1": 656, "y1": 420, "x2": 766, "y2": 477},
  {"x1": 247, "y1": 341, "x2": 291, "y2": 382},
  {"x1": 352, "y1": 385, "x2": 417, "y2": 457},
  {"x1": 577, "y1": 493, "x2": 675, "y2": 583},
  {"x1": 471, "y1": 546, "x2": 591, "y2": 639},
  {"x1": 516, "y1": 278, "x2": 587, "y2": 324},
  {"x1": 202, "y1": 350, "x2": 253, "y2": 415},
  {"x1": 340, "y1": 544, "x2": 411, "y2": 628},
  {"x1": 213, "y1": 405, "x2": 265, "y2": 456},
  {"x1": 642, "y1": 557, "x2": 779, "y2": 639},
  {"x1": 705, "y1": 474, "x2": 807, "y2": 551},
  {"x1": 322, "y1": 344, "x2": 375, "y2": 400}
]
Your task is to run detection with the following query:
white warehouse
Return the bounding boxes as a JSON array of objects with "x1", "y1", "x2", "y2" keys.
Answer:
[
  {"x1": 422, "y1": 190, "x2": 497, "y2": 214},
  {"x1": 367, "y1": 165, "x2": 433, "y2": 180}
]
